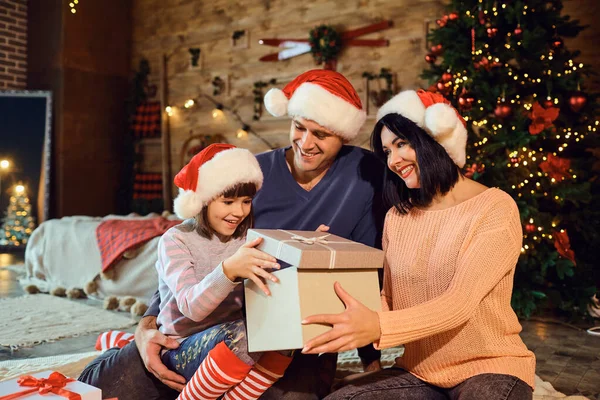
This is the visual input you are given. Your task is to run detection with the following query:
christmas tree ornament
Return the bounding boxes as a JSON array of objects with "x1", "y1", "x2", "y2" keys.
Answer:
[
  {"x1": 449, "y1": 12, "x2": 459, "y2": 20},
  {"x1": 436, "y1": 81, "x2": 451, "y2": 95},
  {"x1": 430, "y1": 44, "x2": 443, "y2": 56},
  {"x1": 551, "y1": 36, "x2": 564, "y2": 50},
  {"x1": 525, "y1": 224, "x2": 536, "y2": 233},
  {"x1": 568, "y1": 91, "x2": 587, "y2": 112},
  {"x1": 487, "y1": 27, "x2": 498, "y2": 38},
  {"x1": 539, "y1": 153, "x2": 571, "y2": 181},
  {"x1": 436, "y1": 15, "x2": 449, "y2": 27},
  {"x1": 543, "y1": 97, "x2": 556, "y2": 108},
  {"x1": 553, "y1": 229, "x2": 576, "y2": 265},
  {"x1": 528, "y1": 102, "x2": 559, "y2": 135},
  {"x1": 478, "y1": 6, "x2": 486, "y2": 25},
  {"x1": 441, "y1": 71, "x2": 453, "y2": 83},
  {"x1": 514, "y1": 25, "x2": 523, "y2": 36},
  {"x1": 425, "y1": 53, "x2": 437, "y2": 64},
  {"x1": 458, "y1": 89, "x2": 476, "y2": 111},
  {"x1": 494, "y1": 100, "x2": 513, "y2": 118}
]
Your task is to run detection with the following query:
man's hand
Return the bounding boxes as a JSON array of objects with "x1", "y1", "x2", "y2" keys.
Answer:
[{"x1": 135, "y1": 316, "x2": 186, "y2": 391}]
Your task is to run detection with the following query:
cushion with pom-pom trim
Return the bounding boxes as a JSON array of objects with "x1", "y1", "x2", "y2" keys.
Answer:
[{"x1": 264, "y1": 88, "x2": 289, "y2": 117}]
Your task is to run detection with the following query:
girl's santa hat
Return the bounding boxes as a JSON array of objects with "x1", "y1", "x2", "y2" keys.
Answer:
[
  {"x1": 263, "y1": 69, "x2": 366, "y2": 141},
  {"x1": 173, "y1": 143, "x2": 263, "y2": 219},
  {"x1": 376, "y1": 89, "x2": 468, "y2": 167}
]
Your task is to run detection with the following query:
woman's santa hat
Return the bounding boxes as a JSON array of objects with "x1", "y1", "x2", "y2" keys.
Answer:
[
  {"x1": 263, "y1": 69, "x2": 366, "y2": 141},
  {"x1": 173, "y1": 143, "x2": 263, "y2": 219},
  {"x1": 376, "y1": 89, "x2": 468, "y2": 167}
]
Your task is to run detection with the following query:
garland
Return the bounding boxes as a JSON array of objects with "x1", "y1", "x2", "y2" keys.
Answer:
[{"x1": 309, "y1": 25, "x2": 342, "y2": 65}]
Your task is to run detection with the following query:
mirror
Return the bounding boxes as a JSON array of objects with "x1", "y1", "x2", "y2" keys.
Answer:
[{"x1": 0, "y1": 90, "x2": 52, "y2": 227}]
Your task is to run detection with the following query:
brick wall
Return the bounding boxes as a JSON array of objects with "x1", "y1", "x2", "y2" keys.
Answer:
[{"x1": 0, "y1": 0, "x2": 26, "y2": 89}]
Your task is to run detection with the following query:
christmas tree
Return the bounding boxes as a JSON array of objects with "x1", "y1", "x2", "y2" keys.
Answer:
[
  {"x1": 422, "y1": 0, "x2": 599, "y2": 318},
  {"x1": 0, "y1": 184, "x2": 36, "y2": 247}
]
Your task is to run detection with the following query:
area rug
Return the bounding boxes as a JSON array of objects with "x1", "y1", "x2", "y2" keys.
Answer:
[
  {"x1": 0, "y1": 351, "x2": 101, "y2": 382},
  {"x1": 0, "y1": 294, "x2": 136, "y2": 349}
]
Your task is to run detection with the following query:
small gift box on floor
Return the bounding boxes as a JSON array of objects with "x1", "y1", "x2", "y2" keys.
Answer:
[
  {"x1": 244, "y1": 229, "x2": 383, "y2": 352},
  {"x1": 0, "y1": 371, "x2": 101, "y2": 400}
]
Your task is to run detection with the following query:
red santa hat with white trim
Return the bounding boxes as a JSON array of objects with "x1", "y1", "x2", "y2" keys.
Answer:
[
  {"x1": 173, "y1": 143, "x2": 263, "y2": 219},
  {"x1": 263, "y1": 69, "x2": 366, "y2": 141},
  {"x1": 376, "y1": 89, "x2": 468, "y2": 167}
]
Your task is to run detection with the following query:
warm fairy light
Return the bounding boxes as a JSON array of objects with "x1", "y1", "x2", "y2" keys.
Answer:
[
  {"x1": 15, "y1": 185, "x2": 24, "y2": 194},
  {"x1": 0, "y1": 160, "x2": 9, "y2": 169},
  {"x1": 184, "y1": 99, "x2": 195, "y2": 108},
  {"x1": 165, "y1": 106, "x2": 173, "y2": 116}
]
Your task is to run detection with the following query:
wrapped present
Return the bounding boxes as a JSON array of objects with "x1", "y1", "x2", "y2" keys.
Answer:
[
  {"x1": 244, "y1": 229, "x2": 384, "y2": 352},
  {"x1": 0, "y1": 371, "x2": 101, "y2": 400}
]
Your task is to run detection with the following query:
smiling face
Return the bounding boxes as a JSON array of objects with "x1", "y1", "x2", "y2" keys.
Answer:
[
  {"x1": 380, "y1": 126, "x2": 420, "y2": 189},
  {"x1": 289, "y1": 117, "x2": 344, "y2": 175},
  {"x1": 206, "y1": 195, "x2": 253, "y2": 240}
]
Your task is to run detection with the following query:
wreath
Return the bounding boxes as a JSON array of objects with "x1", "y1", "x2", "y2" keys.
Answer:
[{"x1": 309, "y1": 25, "x2": 342, "y2": 65}]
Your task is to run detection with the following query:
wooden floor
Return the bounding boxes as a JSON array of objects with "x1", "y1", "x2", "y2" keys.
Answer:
[{"x1": 1, "y1": 251, "x2": 599, "y2": 398}]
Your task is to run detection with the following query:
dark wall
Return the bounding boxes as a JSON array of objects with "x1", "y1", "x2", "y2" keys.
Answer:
[{"x1": 28, "y1": 0, "x2": 132, "y2": 217}]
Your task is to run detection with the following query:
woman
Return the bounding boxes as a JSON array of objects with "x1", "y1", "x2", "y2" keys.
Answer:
[{"x1": 302, "y1": 89, "x2": 535, "y2": 399}]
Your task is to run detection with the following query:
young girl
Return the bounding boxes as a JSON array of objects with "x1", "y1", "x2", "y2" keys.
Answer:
[{"x1": 156, "y1": 143, "x2": 292, "y2": 400}]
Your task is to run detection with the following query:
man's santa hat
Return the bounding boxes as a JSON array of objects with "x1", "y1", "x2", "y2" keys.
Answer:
[
  {"x1": 263, "y1": 69, "x2": 366, "y2": 141},
  {"x1": 173, "y1": 143, "x2": 263, "y2": 219},
  {"x1": 377, "y1": 89, "x2": 468, "y2": 167}
]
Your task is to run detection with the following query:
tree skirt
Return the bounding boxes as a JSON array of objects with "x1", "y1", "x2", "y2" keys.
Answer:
[
  {"x1": 0, "y1": 351, "x2": 100, "y2": 382},
  {"x1": 0, "y1": 294, "x2": 136, "y2": 349}
]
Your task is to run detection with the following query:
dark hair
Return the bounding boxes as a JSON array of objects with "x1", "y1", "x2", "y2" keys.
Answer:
[
  {"x1": 371, "y1": 113, "x2": 461, "y2": 214},
  {"x1": 195, "y1": 182, "x2": 257, "y2": 240}
]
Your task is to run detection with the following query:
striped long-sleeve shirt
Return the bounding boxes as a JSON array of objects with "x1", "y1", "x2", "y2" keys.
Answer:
[{"x1": 155, "y1": 219, "x2": 245, "y2": 339}]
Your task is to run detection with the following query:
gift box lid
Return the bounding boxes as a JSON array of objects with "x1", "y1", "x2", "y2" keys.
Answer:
[
  {"x1": 247, "y1": 229, "x2": 384, "y2": 270},
  {"x1": 0, "y1": 370, "x2": 102, "y2": 400}
]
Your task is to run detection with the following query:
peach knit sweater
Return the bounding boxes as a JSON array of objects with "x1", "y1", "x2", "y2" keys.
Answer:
[{"x1": 376, "y1": 188, "x2": 536, "y2": 388}]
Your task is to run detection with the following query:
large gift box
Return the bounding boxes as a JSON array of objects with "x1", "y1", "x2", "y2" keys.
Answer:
[
  {"x1": 244, "y1": 229, "x2": 384, "y2": 352},
  {"x1": 0, "y1": 371, "x2": 101, "y2": 399}
]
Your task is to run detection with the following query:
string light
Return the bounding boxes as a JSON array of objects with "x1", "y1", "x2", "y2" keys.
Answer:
[
  {"x1": 212, "y1": 104, "x2": 224, "y2": 119},
  {"x1": 69, "y1": 0, "x2": 79, "y2": 14}
]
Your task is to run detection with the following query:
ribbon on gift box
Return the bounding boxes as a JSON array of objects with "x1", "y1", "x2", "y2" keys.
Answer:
[
  {"x1": 0, "y1": 372, "x2": 81, "y2": 400},
  {"x1": 276, "y1": 230, "x2": 359, "y2": 269}
]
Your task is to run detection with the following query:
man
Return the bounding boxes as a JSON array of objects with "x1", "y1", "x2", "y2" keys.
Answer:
[{"x1": 79, "y1": 69, "x2": 385, "y2": 399}]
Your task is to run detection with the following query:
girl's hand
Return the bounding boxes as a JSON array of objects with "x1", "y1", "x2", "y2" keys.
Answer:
[
  {"x1": 301, "y1": 282, "x2": 381, "y2": 354},
  {"x1": 222, "y1": 237, "x2": 280, "y2": 296}
]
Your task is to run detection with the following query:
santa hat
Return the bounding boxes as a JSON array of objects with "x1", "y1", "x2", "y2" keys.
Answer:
[
  {"x1": 376, "y1": 89, "x2": 468, "y2": 167},
  {"x1": 263, "y1": 69, "x2": 366, "y2": 141},
  {"x1": 173, "y1": 143, "x2": 263, "y2": 219}
]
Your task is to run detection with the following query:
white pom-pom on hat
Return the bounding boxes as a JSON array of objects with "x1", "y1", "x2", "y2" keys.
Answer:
[{"x1": 264, "y1": 88, "x2": 289, "y2": 117}]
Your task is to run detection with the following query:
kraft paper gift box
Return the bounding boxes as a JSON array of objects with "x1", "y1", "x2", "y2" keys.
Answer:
[
  {"x1": 0, "y1": 370, "x2": 102, "y2": 399},
  {"x1": 244, "y1": 229, "x2": 384, "y2": 352}
]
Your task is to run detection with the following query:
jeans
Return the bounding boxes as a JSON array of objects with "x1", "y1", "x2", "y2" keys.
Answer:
[
  {"x1": 161, "y1": 319, "x2": 257, "y2": 381},
  {"x1": 325, "y1": 368, "x2": 533, "y2": 400}
]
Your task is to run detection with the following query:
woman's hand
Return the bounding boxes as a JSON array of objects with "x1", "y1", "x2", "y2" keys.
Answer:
[
  {"x1": 135, "y1": 316, "x2": 186, "y2": 391},
  {"x1": 222, "y1": 237, "x2": 280, "y2": 296},
  {"x1": 301, "y1": 282, "x2": 382, "y2": 354}
]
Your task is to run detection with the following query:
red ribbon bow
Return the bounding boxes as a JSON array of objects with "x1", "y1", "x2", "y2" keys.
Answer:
[{"x1": 0, "y1": 372, "x2": 82, "y2": 400}]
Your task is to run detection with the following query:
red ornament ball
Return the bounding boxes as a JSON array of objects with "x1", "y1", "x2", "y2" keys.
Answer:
[
  {"x1": 551, "y1": 37, "x2": 564, "y2": 50},
  {"x1": 478, "y1": 9, "x2": 486, "y2": 25},
  {"x1": 436, "y1": 81, "x2": 451, "y2": 95},
  {"x1": 449, "y1": 12, "x2": 459, "y2": 20},
  {"x1": 425, "y1": 53, "x2": 437, "y2": 64},
  {"x1": 525, "y1": 224, "x2": 536, "y2": 233},
  {"x1": 569, "y1": 91, "x2": 587, "y2": 112},
  {"x1": 543, "y1": 98, "x2": 556, "y2": 109},
  {"x1": 494, "y1": 101, "x2": 512, "y2": 119},
  {"x1": 514, "y1": 26, "x2": 523, "y2": 36},
  {"x1": 436, "y1": 16, "x2": 448, "y2": 27},
  {"x1": 487, "y1": 27, "x2": 498, "y2": 38},
  {"x1": 458, "y1": 91, "x2": 476, "y2": 111},
  {"x1": 430, "y1": 44, "x2": 443, "y2": 56},
  {"x1": 441, "y1": 72, "x2": 453, "y2": 83}
]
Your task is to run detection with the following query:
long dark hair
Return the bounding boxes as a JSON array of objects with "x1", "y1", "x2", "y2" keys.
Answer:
[
  {"x1": 195, "y1": 182, "x2": 257, "y2": 239},
  {"x1": 371, "y1": 113, "x2": 461, "y2": 214}
]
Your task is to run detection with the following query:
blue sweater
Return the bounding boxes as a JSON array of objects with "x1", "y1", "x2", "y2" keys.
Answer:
[{"x1": 146, "y1": 145, "x2": 385, "y2": 317}]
